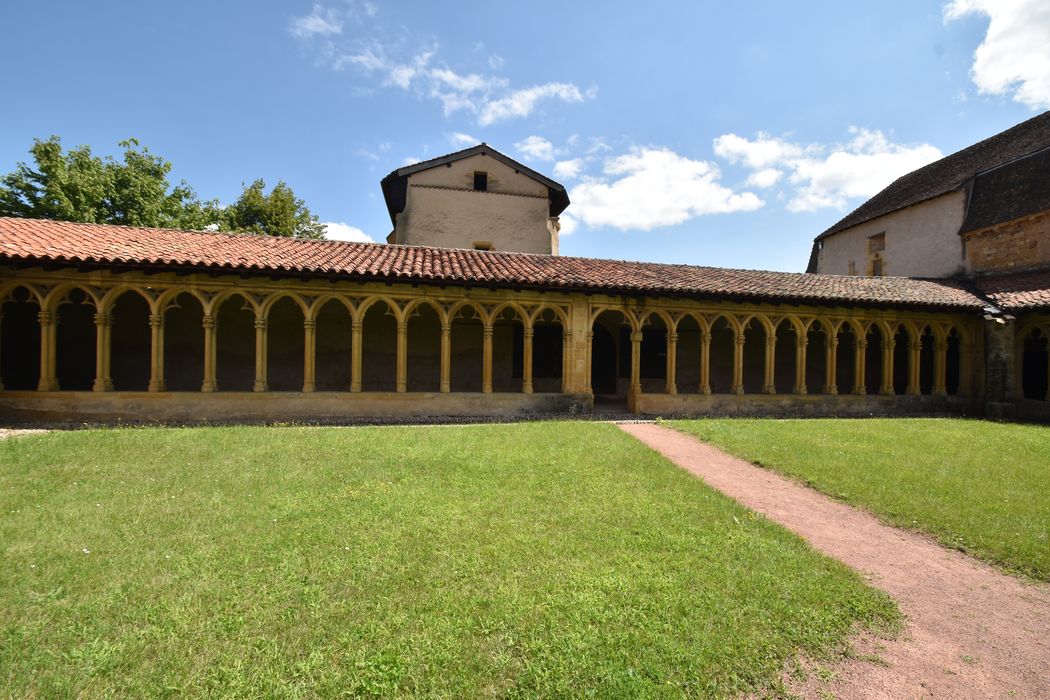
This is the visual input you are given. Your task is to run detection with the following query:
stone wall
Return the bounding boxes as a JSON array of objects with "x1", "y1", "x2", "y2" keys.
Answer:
[{"x1": 963, "y1": 210, "x2": 1050, "y2": 273}]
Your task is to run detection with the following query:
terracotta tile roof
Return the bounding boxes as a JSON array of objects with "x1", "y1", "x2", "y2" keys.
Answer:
[
  {"x1": 818, "y1": 110, "x2": 1050, "y2": 241},
  {"x1": 0, "y1": 217, "x2": 988, "y2": 310},
  {"x1": 973, "y1": 268, "x2": 1050, "y2": 311}
]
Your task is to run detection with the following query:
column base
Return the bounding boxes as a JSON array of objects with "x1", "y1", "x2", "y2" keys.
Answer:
[
  {"x1": 303, "y1": 382, "x2": 316, "y2": 393},
  {"x1": 253, "y1": 381, "x2": 267, "y2": 392},
  {"x1": 37, "y1": 379, "x2": 59, "y2": 392},
  {"x1": 148, "y1": 380, "x2": 166, "y2": 392},
  {"x1": 201, "y1": 382, "x2": 217, "y2": 393},
  {"x1": 93, "y1": 379, "x2": 113, "y2": 392}
]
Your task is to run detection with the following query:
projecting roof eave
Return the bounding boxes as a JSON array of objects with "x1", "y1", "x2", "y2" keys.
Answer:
[{"x1": 1, "y1": 253, "x2": 987, "y2": 314}]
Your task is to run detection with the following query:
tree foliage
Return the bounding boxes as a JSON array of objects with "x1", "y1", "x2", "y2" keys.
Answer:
[
  {"x1": 222, "y1": 179, "x2": 326, "y2": 239},
  {"x1": 0, "y1": 136, "x2": 326, "y2": 238}
]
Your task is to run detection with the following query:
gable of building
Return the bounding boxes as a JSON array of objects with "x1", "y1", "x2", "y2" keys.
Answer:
[{"x1": 379, "y1": 144, "x2": 570, "y2": 226}]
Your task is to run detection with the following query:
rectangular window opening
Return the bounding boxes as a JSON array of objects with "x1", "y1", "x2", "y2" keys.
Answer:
[{"x1": 473, "y1": 171, "x2": 488, "y2": 191}]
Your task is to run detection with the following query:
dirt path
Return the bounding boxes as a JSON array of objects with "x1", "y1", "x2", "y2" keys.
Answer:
[{"x1": 618, "y1": 422, "x2": 1050, "y2": 699}]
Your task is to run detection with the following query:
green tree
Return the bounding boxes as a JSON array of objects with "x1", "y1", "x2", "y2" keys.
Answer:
[
  {"x1": 1, "y1": 136, "x2": 218, "y2": 230},
  {"x1": 221, "y1": 179, "x2": 326, "y2": 239}
]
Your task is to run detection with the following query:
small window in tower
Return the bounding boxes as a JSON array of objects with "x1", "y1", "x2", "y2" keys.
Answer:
[
  {"x1": 473, "y1": 171, "x2": 488, "y2": 191},
  {"x1": 868, "y1": 232, "x2": 886, "y2": 253}
]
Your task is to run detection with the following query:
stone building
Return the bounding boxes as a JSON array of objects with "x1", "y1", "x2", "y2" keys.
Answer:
[
  {"x1": 0, "y1": 141, "x2": 1047, "y2": 423},
  {"x1": 809, "y1": 112, "x2": 1050, "y2": 417}
]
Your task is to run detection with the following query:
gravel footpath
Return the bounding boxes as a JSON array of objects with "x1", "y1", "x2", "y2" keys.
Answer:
[{"x1": 619, "y1": 422, "x2": 1050, "y2": 699}]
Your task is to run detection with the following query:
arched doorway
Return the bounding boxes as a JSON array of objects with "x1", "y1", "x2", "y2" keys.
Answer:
[
  {"x1": 1, "y1": 286, "x2": 41, "y2": 390},
  {"x1": 110, "y1": 291, "x2": 151, "y2": 391},
  {"x1": 164, "y1": 292, "x2": 204, "y2": 391}
]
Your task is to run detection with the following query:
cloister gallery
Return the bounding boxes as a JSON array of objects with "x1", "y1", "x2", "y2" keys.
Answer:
[{"x1": 4, "y1": 217, "x2": 1047, "y2": 424}]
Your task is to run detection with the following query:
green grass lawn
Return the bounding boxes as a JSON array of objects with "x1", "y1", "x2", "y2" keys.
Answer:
[
  {"x1": 1, "y1": 423, "x2": 896, "y2": 698},
  {"x1": 668, "y1": 418, "x2": 1050, "y2": 582}
]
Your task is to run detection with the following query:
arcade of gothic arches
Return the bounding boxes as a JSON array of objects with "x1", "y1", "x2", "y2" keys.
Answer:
[{"x1": 0, "y1": 272, "x2": 980, "y2": 402}]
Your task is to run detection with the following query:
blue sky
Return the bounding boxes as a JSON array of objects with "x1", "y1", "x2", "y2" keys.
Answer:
[{"x1": 2, "y1": 1, "x2": 1047, "y2": 271}]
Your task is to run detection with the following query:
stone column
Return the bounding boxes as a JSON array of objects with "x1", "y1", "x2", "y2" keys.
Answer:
[
  {"x1": 907, "y1": 339, "x2": 922, "y2": 396},
  {"x1": 584, "y1": 329, "x2": 594, "y2": 395},
  {"x1": 148, "y1": 313, "x2": 166, "y2": 392},
  {"x1": 394, "y1": 320, "x2": 407, "y2": 393},
  {"x1": 854, "y1": 337, "x2": 867, "y2": 395},
  {"x1": 763, "y1": 335, "x2": 776, "y2": 394},
  {"x1": 630, "y1": 330, "x2": 643, "y2": 396},
  {"x1": 733, "y1": 330, "x2": 745, "y2": 395},
  {"x1": 303, "y1": 319, "x2": 316, "y2": 393},
  {"x1": 201, "y1": 315, "x2": 217, "y2": 392},
  {"x1": 253, "y1": 317, "x2": 268, "y2": 392},
  {"x1": 699, "y1": 330, "x2": 712, "y2": 394},
  {"x1": 933, "y1": 339, "x2": 948, "y2": 397},
  {"x1": 37, "y1": 311, "x2": 58, "y2": 391},
  {"x1": 794, "y1": 335, "x2": 808, "y2": 395},
  {"x1": 350, "y1": 321, "x2": 362, "y2": 392},
  {"x1": 823, "y1": 335, "x2": 838, "y2": 395},
  {"x1": 482, "y1": 325, "x2": 493, "y2": 394},
  {"x1": 93, "y1": 312, "x2": 112, "y2": 392},
  {"x1": 439, "y1": 323, "x2": 451, "y2": 393},
  {"x1": 522, "y1": 326, "x2": 534, "y2": 394},
  {"x1": 666, "y1": 331, "x2": 678, "y2": 395},
  {"x1": 880, "y1": 336, "x2": 895, "y2": 395}
]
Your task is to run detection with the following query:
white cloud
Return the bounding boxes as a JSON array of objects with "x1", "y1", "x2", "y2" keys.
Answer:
[
  {"x1": 324, "y1": 222, "x2": 375, "y2": 243},
  {"x1": 714, "y1": 132, "x2": 807, "y2": 169},
  {"x1": 553, "y1": 158, "x2": 586, "y2": 179},
  {"x1": 714, "y1": 127, "x2": 942, "y2": 212},
  {"x1": 567, "y1": 147, "x2": 763, "y2": 231},
  {"x1": 479, "y1": 83, "x2": 585, "y2": 126},
  {"x1": 945, "y1": 0, "x2": 1050, "y2": 109},
  {"x1": 293, "y1": 11, "x2": 593, "y2": 126},
  {"x1": 289, "y1": 4, "x2": 343, "y2": 38},
  {"x1": 745, "y1": 168, "x2": 783, "y2": 188},
  {"x1": 515, "y1": 135, "x2": 556, "y2": 161},
  {"x1": 447, "y1": 132, "x2": 479, "y2": 148}
]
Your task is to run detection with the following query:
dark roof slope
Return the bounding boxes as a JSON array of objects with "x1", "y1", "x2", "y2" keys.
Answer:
[
  {"x1": 818, "y1": 110, "x2": 1050, "y2": 241},
  {"x1": 960, "y1": 146, "x2": 1050, "y2": 233},
  {"x1": 973, "y1": 268, "x2": 1050, "y2": 311},
  {"x1": 0, "y1": 217, "x2": 988, "y2": 310},
  {"x1": 379, "y1": 144, "x2": 570, "y2": 225}
]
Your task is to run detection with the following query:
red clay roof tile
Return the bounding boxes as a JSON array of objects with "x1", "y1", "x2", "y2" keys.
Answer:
[{"x1": 0, "y1": 216, "x2": 991, "y2": 310}]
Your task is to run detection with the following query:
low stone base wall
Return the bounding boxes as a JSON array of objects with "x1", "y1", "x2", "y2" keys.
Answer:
[
  {"x1": 0, "y1": 391, "x2": 590, "y2": 425},
  {"x1": 633, "y1": 392, "x2": 973, "y2": 418}
]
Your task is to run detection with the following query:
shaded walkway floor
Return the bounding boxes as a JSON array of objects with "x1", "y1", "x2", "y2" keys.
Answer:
[{"x1": 619, "y1": 423, "x2": 1050, "y2": 699}]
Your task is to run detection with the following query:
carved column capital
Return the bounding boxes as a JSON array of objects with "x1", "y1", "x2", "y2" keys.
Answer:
[
  {"x1": 303, "y1": 319, "x2": 316, "y2": 331},
  {"x1": 701, "y1": 331, "x2": 712, "y2": 343},
  {"x1": 148, "y1": 313, "x2": 164, "y2": 328},
  {"x1": 93, "y1": 312, "x2": 110, "y2": 327},
  {"x1": 523, "y1": 327, "x2": 534, "y2": 339},
  {"x1": 351, "y1": 321, "x2": 363, "y2": 333},
  {"x1": 668, "y1": 332, "x2": 679, "y2": 343},
  {"x1": 254, "y1": 317, "x2": 267, "y2": 330},
  {"x1": 37, "y1": 311, "x2": 53, "y2": 326},
  {"x1": 630, "y1": 330, "x2": 643, "y2": 343},
  {"x1": 201, "y1": 315, "x2": 216, "y2": 330},
  {"x1": 483, "y1": 325, "x2": 494, "y2": 339}
]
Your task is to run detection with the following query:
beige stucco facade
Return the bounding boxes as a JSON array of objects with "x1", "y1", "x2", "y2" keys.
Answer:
[
  {"x1": 389, "y1": 154, "x2": 559, "y2": 254},
  {"x1": 815, "y1": 191, "x2": 968, "y2": 278}
]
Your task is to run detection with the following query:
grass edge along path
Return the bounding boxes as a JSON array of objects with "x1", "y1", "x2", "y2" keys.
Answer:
[
  {"x1": 1, "y1": 424, "x2": 897, "y2": 697},
  {"x1": 668, "y1": 417, "x2": 1050, "y2": 582}
]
